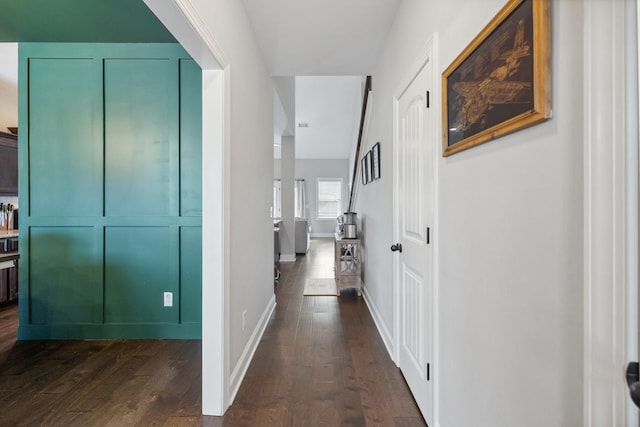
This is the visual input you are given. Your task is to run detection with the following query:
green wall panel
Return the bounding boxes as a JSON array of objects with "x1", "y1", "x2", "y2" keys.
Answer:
[
  {"x1": 180, "y1": 226, "x2": 202, "y2": 323},
  {"x1": 19, "y1": 44, "x2": 202, "y2": 340},
  {"x1": 104, "y1": 226, "x2": 176, "y2": 323},
  {"x1": 29, "y1": 227, "x2": 97, "y2": 325},
  {"x1": 104, "y1": 59, "x2": 177, "y2": 217},
  {"x1": 180, "y1": 59, "x2": 203, "y2": 216},
  {"x1": 28, "y1": 58, "x2": 102, "y2": 217}
]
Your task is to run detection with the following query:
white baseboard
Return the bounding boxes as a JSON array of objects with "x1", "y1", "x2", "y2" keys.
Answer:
[
  {"x1": 311, "y1": 233, "x2": 334, "y2": 238},
  {"x1": 228, "y1": 294, "x2": 276, "y2": 404},
  {"x1": 279, "y1": 254, "x2": 296, "y2": 263},
  {"x1": 362, "y1": 286, "x2": 395, "y2": 363}
]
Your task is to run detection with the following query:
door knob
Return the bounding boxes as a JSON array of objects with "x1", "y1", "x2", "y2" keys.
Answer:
[
  {"x1": 390, "y1": 243, "x2": 403, "y2": 253},
  {"x1": 626, "y1": 362, "x2": 640, "y2": 408}
]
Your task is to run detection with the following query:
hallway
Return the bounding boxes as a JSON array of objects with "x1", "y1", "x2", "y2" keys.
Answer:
[
  {"x1": 223, "y1": 237, "x2": 425, "y2": 426},
  {"x1": 0, "y1": 238, "x2": 424, "y2": 426}
]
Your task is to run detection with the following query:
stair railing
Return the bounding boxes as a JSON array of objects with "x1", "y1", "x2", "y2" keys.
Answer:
[{"x1": 347, "y1": 75, "x2": 372, "y2": 213}]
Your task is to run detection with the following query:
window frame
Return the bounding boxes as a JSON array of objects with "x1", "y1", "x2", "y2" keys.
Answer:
[{"x1": 316, "y1": 177, "x2": 343, "y2": 220}]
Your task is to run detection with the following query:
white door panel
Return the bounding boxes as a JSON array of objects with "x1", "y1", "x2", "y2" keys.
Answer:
[
  {"x1": 402, "y1": 265, "x2": 424, "y2": 373},
  {"x1": 395, "y1": 56, "x2": 435, "y2": 423}
]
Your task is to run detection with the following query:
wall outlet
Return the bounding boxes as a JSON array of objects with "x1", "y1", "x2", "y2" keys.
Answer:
[
  {"x1": 242, "y1": 310, "x2": 247, "y2": 331},
  {"x1": 164, "y1": 292, "x2": 173, "y2": 307}
]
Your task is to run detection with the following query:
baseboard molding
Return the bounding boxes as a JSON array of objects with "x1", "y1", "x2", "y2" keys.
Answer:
[
  {"x1": 279, "y1": 254, "x2": 296, "y2": 263},
  {"x1": 311, "y1": 233, "x2": 334, "y2": 238},
  {"x1": 17, "y1": 322, "x2": 201, "y2": 340},
  {"x1": 228, "y1": 294, "x2": 276, "y2": 404},
  {"x1": 361, "y1": 286, "x2": 395, "y2": 363}
]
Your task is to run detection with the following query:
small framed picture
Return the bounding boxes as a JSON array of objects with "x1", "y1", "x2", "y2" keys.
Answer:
[
  {"x1": 361, "y1": 156, "x2": 368, "y2": 185},
  {"x1": 365, "y1": 150, "x2": 372, "y2": 183},
  {"x1": 372, "y1": 142, "x2": 380, "y2": 180}
]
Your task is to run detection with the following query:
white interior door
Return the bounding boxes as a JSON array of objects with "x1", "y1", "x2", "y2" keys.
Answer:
[{"x1": 394, "y1": 57, "x2": 435, "y2": 422}]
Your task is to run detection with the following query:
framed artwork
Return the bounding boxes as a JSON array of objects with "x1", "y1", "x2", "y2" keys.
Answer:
[
  {"x1": 361, "y1": 156, "x2": 368, "y2": 185},
  {"x1": 442, "y1": 0, "x2": 551, "y2": 156},
  {"x1": 365, "y1": 150, "x2": 372, "y2": 183},
  {"x1": 372, "y1": 142, "x2": 380, "y2": 180}
]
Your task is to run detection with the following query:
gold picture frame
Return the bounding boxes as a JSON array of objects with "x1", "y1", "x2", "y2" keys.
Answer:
[{"x1": 442, "y1": 0, "x2": 551, "y2": 157}]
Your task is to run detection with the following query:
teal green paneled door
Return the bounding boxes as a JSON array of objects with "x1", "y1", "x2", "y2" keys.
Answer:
[{"x1": 19, "y1": 44, "x2": 202, "y2": 339}]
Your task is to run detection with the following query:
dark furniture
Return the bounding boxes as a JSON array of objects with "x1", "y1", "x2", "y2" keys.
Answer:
[
  {"x1": 0, "y1": 132, "x2": 17, "y2": 196},
  {"x1": 0, "y1": 235, "x2": 19, "y2": 305},
  {"x1": 274, "y1": 220, "x2": 281, "y2": 283}
]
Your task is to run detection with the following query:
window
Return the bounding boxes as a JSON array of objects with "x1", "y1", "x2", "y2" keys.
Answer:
[
  {"x1": 273, "y1": 180, "x2": 281, "y2": 218},
  {"x1": 317, "y1": 178, "x2": 342, "y2": 219},
  {"x1": 273, "y1": 179, "x2": 306, "y2": 218}
]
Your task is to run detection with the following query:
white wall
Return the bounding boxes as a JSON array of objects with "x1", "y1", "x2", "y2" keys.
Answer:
[
  {"x1": 356, "y1": 0, "x2": 584, "y2": 426},
  {"x1": 280, "y1": 136, "x2": 296, "y2": 260},
  {"x1": 275, "y1": 158, "x2": 350, "y2": 235},
  {"x1": 177, "y1": 0, "x2": 275, "y2": 404},
  {"x1": 0, "y1": 43, "x2": 18, "y2": 133},
  {"x1": 272, "y1": 76, "x2": 295, "y2": 138}
]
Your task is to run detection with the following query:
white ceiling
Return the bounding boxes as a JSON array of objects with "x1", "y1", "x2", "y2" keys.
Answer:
[
  {"x1": 294, "y1": 76, "x2": 363, "y2": 159},
  {"x1": 241, "y1": 0, "x2": 401, "y2": 76},
  {"x1": 247, "y1": 1, "x2": 400, "y2": 160},
  {"x1": 273, "y1": 76, "x2": 363, "y2": 160},
  {"x1": 0, "y1": 4, "x2": 402, "y2": 158}
]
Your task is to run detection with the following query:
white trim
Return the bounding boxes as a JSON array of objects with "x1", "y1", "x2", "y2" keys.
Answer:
[
  {"x1": 628, "y1": 1, "x2": 640, "y2": 425},
  {"x1": 316, "y1": 177, "x2": 344, "y2": 220},
  {"x1": 228, "y1": 295, "x2": 277, "y2": 405},
  {"x1": 144, "y1": 0, "x2": 228, "y2": 69},
  {"x1": 583, "y1": 1, "x2": 632, "y2": 425},
  {"x1": 430, "y1": 35, "x2": 441, "y2": 427},
  {"x1": 221, "y1": 66, "x2": 232, "y2": 415},
  {"x1": 311, "y1": 233, "x2": 335, "y2": 238},
  {"x1": 392, "y1": 32, "x2": 439, "y2": 426},
  {"x1": 362, "y1": 286, "x2": 395, "y2": 360},
  {"x1": 392, "y1": 94, "x2": 401, "y2": 366},
  {"x1": 142, "y1": 0, "x2": 231, "y2": 416},
  {"x1": 626, "y1": 0, "x2": 640, "y2": 427},
  {"x1": 280, "y1": 254, "x2": 297, "y2": 263},
  {"x1": 201, "y1": 68, "x2": 230, "y2": 417}
]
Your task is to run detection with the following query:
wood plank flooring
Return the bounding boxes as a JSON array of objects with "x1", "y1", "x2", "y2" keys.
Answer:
[{"x1": 0, "y1": 238, "x2": 425, "y2": 426}]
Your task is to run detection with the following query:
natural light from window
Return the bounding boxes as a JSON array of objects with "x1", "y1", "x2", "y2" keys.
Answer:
[
  {"x1": 317, "y1": 178, "x2": 342, "y2": 219},
  {"x1": 273, "y1": 180, "x2": 281, "y2": 218}
]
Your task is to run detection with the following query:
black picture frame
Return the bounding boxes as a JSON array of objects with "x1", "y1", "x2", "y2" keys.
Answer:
[
  {"x1": 372, "y1": 142, "x2": 380, "y2": 180},
  {"x1": 365, "y1": 150, "x2": 372, "y2": 183},
  {"x1": 361, "y1": 156, "x2": 368, "y2": 185}
]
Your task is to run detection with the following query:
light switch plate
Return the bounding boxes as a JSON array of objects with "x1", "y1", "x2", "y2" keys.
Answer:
[{"x1": 164, "y1": 292, "x2": 173, "y2": 307}]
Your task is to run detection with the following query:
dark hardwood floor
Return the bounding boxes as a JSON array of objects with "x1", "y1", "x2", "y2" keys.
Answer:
[{"x1": 0, "y1": 238, "x2": 424, "y2": 426}]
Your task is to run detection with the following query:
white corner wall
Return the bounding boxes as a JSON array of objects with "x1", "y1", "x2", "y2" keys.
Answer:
[
  {"x1": 146, "y1": 0, "x2": 275, "y2": 415},
  {"x1": 356, "y1": 0, "x2": 584, "y2": 426},
  {"x1": 280, "y1": 136, "x2": 296, "y2": 260},
  {"x1": 0, "y1": 43, "x2": 18, "y2": 133},
  {"x1": 191, "y1": 0, "x2": 275, "y2": 401}
]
